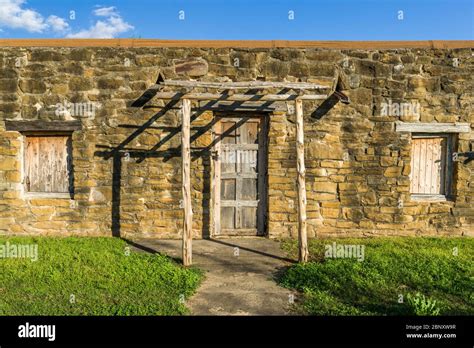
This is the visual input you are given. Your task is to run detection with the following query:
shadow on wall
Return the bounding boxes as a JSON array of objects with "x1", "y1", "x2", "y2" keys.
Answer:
[
  {"x1": 94, "y1": 96, "x2": 212, "y2": 238},
  {"x1": 311, "y1": 93, "x2": 340, "y2": 120},
  {"x1": 93, "y1": 84, "x2": 288, "y2": 239}
]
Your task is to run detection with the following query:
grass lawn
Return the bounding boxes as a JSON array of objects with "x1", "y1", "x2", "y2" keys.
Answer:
[
  {"x1": 279, "y1": 237, "x2": 474, "y2": 315},
  {"x1": 0, "y1": 237, "x2": 202, "y2": 315}
]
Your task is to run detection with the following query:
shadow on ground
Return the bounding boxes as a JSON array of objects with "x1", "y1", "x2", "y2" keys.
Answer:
[{"x1": 126, "y1": 238, "x2": 298, "y2": 315}]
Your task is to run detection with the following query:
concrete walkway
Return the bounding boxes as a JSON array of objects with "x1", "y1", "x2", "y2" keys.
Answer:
[{"x1": 130, "y1": 238, "x2": 296, "y2": 315}]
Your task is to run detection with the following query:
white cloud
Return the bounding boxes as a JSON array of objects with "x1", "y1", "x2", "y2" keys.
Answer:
[
  {"x1": 0, "y1": 0, "x2": 46, "y2": 32},
  {"x1": 0, "y1": 2, "x2": 133, "y2": 38},
  {"x1": 93, "y1": 6, "x2": 117, "y2": 17},
  {"x1": 67, "y1": 7, "x2": 133, "y2": 38},
  {"x1": 46, "y1": 15, "x2": 69, "y2": 32},
  {"x1": 0, "y1": 0, "x2": 69, "y2": 33}
]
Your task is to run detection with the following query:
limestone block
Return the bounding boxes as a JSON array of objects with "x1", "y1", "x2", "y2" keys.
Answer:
[{"x1": 173, "y1": 58, "x2": 208, "y2": 77}]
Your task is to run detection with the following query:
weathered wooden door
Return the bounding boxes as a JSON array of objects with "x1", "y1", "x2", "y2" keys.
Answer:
[
  {"x1": 213, "y1": 116, "x2": 267, "y2": 236},
  {"x1": 24, "y1": 136, "x2": 72, "y2": 193},
  {"x1": 410, "y1": 135, "x2": 452, "y2": 197}
]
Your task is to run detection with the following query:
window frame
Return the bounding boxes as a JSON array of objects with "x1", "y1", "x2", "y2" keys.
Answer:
[
  {"x1": 21, "y1": 131, "x2": 74, "y2": 199},
  {"x1": 410, "y1": 133, "x2": 455, "y2": 202}
]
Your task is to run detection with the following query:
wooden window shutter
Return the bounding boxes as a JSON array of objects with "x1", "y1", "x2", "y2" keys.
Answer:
[
  {"x1": 410, "y1": 137, "x2": 447, "y2": 195},
  {"x1": 25, "y1": 136, "x2": 72, "y2": 193}
]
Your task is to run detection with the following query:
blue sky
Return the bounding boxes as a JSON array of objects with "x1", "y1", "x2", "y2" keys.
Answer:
[{"x1": 0, "y1": 0, "x2": 472, "y2": 40}]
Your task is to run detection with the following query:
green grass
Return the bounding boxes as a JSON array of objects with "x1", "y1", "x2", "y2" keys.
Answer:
[
  {"x1": 279, "y1": 237, "x2": 474, "y2": 315},
  {"x1": 0, "y1": 237, "x2": 202, "y2": 315}
]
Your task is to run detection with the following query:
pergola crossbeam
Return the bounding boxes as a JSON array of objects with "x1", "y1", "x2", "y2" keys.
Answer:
[
  {"x1": 155, "y1": 79, "x2": 331, "y2": 91},
  {"x1": 151, "y1": 92, "x2": 327, "y2": 101}
]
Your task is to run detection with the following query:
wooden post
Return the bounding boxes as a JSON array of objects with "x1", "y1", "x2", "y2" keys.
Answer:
[
  {"x1": 181, "y1": 99, "x2": 193, "y2": 266},
  {"x1": 295, "y1": 98, "x2": 309, "y2": 263}
]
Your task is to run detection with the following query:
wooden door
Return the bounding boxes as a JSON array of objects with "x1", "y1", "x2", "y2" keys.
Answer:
[
  {"x1": 213, "y1": 116, "x2": 267, "y2": 236},
  {"x1": 410, "y1": 136, "x2": 448, "y2": 195},
  {"x1": 24, "y1": 136, "x2": 72, "y2": 193}
]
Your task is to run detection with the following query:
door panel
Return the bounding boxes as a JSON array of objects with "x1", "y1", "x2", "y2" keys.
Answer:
[
  {"x1": 410, "y1": 137, "x2": 447, "y2": 195},
  {"x1": 220, "y1": 207, "x2": 235, "y2": 229},
  {"x1": 221, "y1": 179, "x2": 236, "y2": 200},
  {"x1": 241, "y1": 207, "x2": 257, "y2": 229},
  {"x1": 25, "y1": 136, "x2": 71, "y2": 193},
  {"x1": 213, "y1": 116, "x2": 267, "y2": 236},
  {"x1": 241, "y1": 178, "x2": 258, "y2": 200}
]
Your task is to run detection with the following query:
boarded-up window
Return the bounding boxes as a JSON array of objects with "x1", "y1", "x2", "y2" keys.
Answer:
[
  {"x1": 410, "y1": 135, "x2": 453, "y2": 197},
  {"x1": 24, "y1": 136, "x2": 73, "y2": 193}
]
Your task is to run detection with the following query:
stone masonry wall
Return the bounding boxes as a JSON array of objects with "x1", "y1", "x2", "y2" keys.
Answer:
[{"x1": 0, "y1": 45, "x2": 472, "y2": 238}]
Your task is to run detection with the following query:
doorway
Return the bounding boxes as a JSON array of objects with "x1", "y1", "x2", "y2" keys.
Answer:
[{"x1": 212, "y1": 114, "x2": 268, "y2": 236}]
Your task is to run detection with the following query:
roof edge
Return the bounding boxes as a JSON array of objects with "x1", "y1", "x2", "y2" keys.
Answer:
[{"x1": 0, "y1": 39, "x2": 473, "y2": 49}]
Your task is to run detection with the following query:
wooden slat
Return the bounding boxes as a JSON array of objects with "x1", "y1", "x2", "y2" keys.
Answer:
[
  {"x1": 40, "y1": 139, "x2": 50, "y2": 192},
  {"x1": 25, "y1": 137, "x2": 37, "y2": 191},
  {"x1": 444, "y1": 136, "x2": 453, "y2": 196},
  {"x1": 159, "y1": 80, "x2": 330, "y2": 90},
  {"x1": 425, "y1": 139, "x2": 433, "y2": 194},
  {"x1": 396, "y1": 122, "x2": 470, "y2": 133},
  {"x1": 221, "y1": 173, "x2": 258, "y2": 179},
  {"x1": 181, "y1": 99, "x2": 192, "y2": 266},
  {"x1": 195, "y1": 103, "x2": 279, "y2": 113},
  {"x1": 221, "y1": 201, "x2": 259, "y2": 207},
  {"x1": 439, "y1": 137, "x2": 448, "y2": 195},
  {"x1": 221, "y1": 144, "x2": 259, "y2": 151},
  {"x1": 419, "y1": 139, "x2": 427, "y2": 193},
  {"x1": 435, "y1": 139, "x2": 441, "y2": 193},
  {"x1": 410, "y1": 139, "x2": 420, "y2": 193},
  {"x1": 430, "y1": 139, "x2": 438, "y2": 193},
  {"x1": 55, "y1": 137, "x2": 69, "y2": 193},
  {"x1": 411, "y1": 194, "x2": 447, "y2": 202},
  {"x1": 5, "y1": 120, "x2": 82, "y2": 132},
  {"x1": 150, "y1": 92, "x2": 327, "y2": 101},
  {"x1": 296, "y1": 99, "x2": 308, "y2": 263}
]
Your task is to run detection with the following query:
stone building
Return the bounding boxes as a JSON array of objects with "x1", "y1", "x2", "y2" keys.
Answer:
[{"x1": 0, "y1": 40, "x2": 472, "y2": 240}]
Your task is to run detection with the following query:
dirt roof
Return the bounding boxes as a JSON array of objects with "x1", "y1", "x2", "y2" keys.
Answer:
[{"x1": 0, "y1": 39, "x2": 472, "y2": 49}]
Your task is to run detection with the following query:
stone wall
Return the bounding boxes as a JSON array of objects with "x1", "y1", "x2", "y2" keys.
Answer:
[{"x1": 0, "y1": 44, "x2": 472, "y2": 238}]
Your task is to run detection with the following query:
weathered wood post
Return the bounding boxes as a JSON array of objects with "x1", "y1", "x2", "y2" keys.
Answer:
[
  {"x1": 295, "y1": 98, "x2": 309, "y2": 263},
  {"x1": 181, "y1": 98, "x2": 192, "y2": 266}
]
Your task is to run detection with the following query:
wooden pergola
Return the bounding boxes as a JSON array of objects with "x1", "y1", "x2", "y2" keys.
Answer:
[{"x1": 151, "y1": 76, "x2": 348, "y2": 265}]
